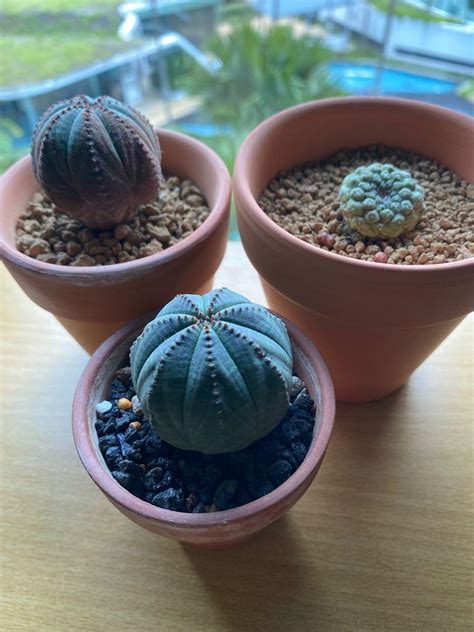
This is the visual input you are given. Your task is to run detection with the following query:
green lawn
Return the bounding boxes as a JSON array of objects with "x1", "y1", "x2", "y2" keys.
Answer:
[
  {"x1": 0, "y1": 0, "x2": 144, "y2": 176},
  {"x1": 0, "y1": 34, "x2": 139, "y2": 87},
  {"x1": 0, "y1": 0, "x2": 120, "y2": 13},
  {"x1": 0, "y1": 2, "x2": 140, "y2": 88},
  {"x1": 370, "y1": 0, "x2": 464, "y2": 23},
  {"x1": 457, "y1": 79, "x2": 474, "y2": 102}
]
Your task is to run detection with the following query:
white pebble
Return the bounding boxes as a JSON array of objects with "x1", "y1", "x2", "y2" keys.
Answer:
[
  {"x1": 131, "y1": 395, "x2": 142, "y2": 415},
  {"x1": 96, "y1": 400, "x2": 112, "y2": 417},
  {"x1": 291, "y1": 376, "x2": 305, "y2": 398}
]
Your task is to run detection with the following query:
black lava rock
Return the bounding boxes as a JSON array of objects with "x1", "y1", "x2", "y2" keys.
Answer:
[
  {"x1": 159, "y1": 471, "x2": 175, "y2": 492},
  {"x1": 243, "y1": 463, "x2": 257, "y2": 485},
  {"x1": 278, "y1": 448, "x2": 297, "y2": 469},
  {"x1": 214, "y1": 480, "x2": 238, "y2": 510},
  {"x1": 249, "y1": 479, "x2": 274, "y2": 500},
  {"x1": 144, "y1": 467, "x2": 163, "y2": 491},
  {"x1": 235, "y1": 489, "x2": 252, "y2": 507},
  {"x1": 152, "y1": 488, "x2": 185, "y2": 512},
  {"x1": 111, "y1": 470, "x2": 134, "y2": 491},
  {"x1": 180, "y1": 461, "x2": 200, "y2": 483},
  {"x1": 202, "y1": 465, "x2": 222, "y2": 488},
  {"x1": 290, "y1": 441, "x2": 308, "y2": 466},
  {"x1": 120, "y1": 443, "x2": 142, "y2": 463},
  {"x1": 115, "y1": 412, "x2": 135, "y2": 432},
  {"x1": 95, "y1": 419, "x2": 116, "y2": 438},
  {"x1": 119, "y1": 459, "x2": 143, "y2": 477},
  {"x1": 185, "y1": 492, "x2": 199, "y2": 512},
  {"x1": 154, "y1": 456, "x2": 176, "y2": 472},
  {"x1": 99, "y1": 367, "x2": 316, "y2": 514},
  {"x1": 198, "y1": 487, "x2": 214, "y2": 506},
  {"x1": 141, "y1": 432, "x2": 162, "y2": 459},
  {"x1": 105, "y1": 446, "x2": 123, "y2": 469},
  {"x1": 109, "y1": 378, "x2": 128, "y2": 400},
  {"x1": 115, "y1": 366, "x2": 132, "y2": 387},
  {"x1": 124, "y1": 425, "x2": 142, "y2": 444},
  {"x1": 291, "y1": 410, "x2": 313, "y2": 432},
  {"x1": 268, "y1": 460, "x2": 293, "y2": 487},
  {"x1": 98, "y1": 434, "x2": 119, "y2": 452},
  {"x1": 293, "y1": 390, "x2": 314, "y2": 413},
  {"x1": 279, "y1": 418, "x2": 303, "y2": 443},
  {"x1": 255, "y1": 437, "x2": 280, "y2": 464}
]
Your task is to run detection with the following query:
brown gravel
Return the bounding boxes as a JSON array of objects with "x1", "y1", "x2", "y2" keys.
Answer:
[
  {"x1": 15, "y1": 175, "x2": 210, "y2": 266},
  {"x1": 259, "y1": 145, "x2": 474, "y2": 264}
]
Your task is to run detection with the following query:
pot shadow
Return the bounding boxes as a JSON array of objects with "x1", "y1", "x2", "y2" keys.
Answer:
[
  {"x1": 318, "y1": 378, "x2": 427, "y2": 514},
  {"x1": 172, "y1": 388, "x2": 412, "y2": 630},
  {"x1": 333, "y1": 383, "x2": 410, "y2": 458},
  {"x1": 180, "y1": 514, "x2": 318, "y2": 631},
  {"x1": 311, "y1": 383, "x2": 416, "y2": 502}
]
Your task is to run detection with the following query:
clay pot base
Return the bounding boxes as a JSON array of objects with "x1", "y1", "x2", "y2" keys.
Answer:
[
  {"x1": 56, "y1": 277, "x2": 215, "y2": 354},
  {"x1": 234, "y1": 98, "x2": 474, "y2": 403},
  {"x1": 1, "y1": 130, "x2": 231, "y2": 356},
  {"x1": 262, "y1": 278, "x2": 463, "y2": 403},
  {"x1": 97, "y1": 367, "x2": 315, "y2": 520},
  {"x1": 72, "y1": 313, "x2": 335, "y2": 547}
]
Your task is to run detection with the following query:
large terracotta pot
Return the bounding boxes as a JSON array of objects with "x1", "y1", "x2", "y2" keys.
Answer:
[
  {"x1": 72, "y1": 312, "x2": 335, "y2": 548},
  {"x1": 0, "y1": 130, "x2": 231, "y2": 353},
  {"x1": 234, "y1": 97, "x2": 474, "y2": 402}
]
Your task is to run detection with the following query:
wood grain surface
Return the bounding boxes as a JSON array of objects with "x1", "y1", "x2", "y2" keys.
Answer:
[{"x1": 1, "y1": 242, "x2": 472, "y2": 632}]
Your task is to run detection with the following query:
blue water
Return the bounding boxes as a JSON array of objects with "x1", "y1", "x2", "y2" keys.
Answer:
[
  {"x1": 250, "y1": 0, "x2": 341, "y2": 17},
  {"x1": 327, "y1": 62, "x2": 457, "y2": 94},
  {"x1": 173, "y1": 64, "x2": 458, "y2": 141},
  {"x1": 174, "y1": 122, "x2": 232, "y2": 137}
]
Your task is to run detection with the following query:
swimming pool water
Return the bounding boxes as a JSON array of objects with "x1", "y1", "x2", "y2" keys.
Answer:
[{"x1": 327, "y1": 62, "x2": 457, "y2": 94}]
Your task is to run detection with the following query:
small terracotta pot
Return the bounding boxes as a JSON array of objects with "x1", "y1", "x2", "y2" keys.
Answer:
[
  {"x1": 234, "y1": 97, "x2": 474, "y2": 402},
  {"x1": 72, "y1": 312, "x2": 335, "y2": 548},
  {"x1": 0, "y1": 130, "x2": 231, "y2": 353}
]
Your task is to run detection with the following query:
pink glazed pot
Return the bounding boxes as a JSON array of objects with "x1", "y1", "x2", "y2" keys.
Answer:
[
  {"x1": 234, "y1": 97, "x2": 474, "y2": 402},
  {"x1": 72, "y1": 312, "x2": 335, "y2": 548}
]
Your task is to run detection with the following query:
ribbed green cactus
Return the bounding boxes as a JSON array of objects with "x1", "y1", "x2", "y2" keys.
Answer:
[
  {"x1": 339, "y1": 163, "x2": 425, "y2": 238},
  {"x1": 31, "y1": 95, "x2": 161, "y2": 229},
  {"x1": 130, "y1": 288, "x2": 294, "y2": 454}
]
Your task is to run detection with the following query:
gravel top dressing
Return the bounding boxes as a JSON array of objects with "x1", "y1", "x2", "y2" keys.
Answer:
[
  {"x1": 259, "y1": 144, "x2": 473, "y2": 265},
  {"x1": 95, "y1": 367, "x2": 316, "y2": 513},
  {"x1": 15, "y1": 175, "x2": 210, "y2": 266}
]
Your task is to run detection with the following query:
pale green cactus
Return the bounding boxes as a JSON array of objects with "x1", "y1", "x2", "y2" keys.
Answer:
[
  {"x1": 339, "y1": 163, "x2": 425, "y2": 238},
  {"x1": 130, "y1": 288, "x2": 294, "y2": 454}
]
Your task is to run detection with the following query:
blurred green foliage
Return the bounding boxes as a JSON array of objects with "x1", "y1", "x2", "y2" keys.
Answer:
[
  {"x1": 182, "y1": 23, "x2": 344, "y2": 130},
  {"x1": 456, "y1": 79, "x2": 474, "y2": 101},
  {"x1": 0, "y1": 118, "x2": 27, "y2": 173},
  {"x1": 171, "y1": 21, "x2": 345, "y2": 238},
  {"x1": 370, "y1": 0, "x2": 463, "y2": 23},
  {"x1": 217, "y1": 1, "x2": 258, "y2": 22}
]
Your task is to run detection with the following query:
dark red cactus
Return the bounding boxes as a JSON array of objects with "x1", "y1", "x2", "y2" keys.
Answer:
[{"x1": 31, "y1": 95, "x2": 162, "y2": 229}]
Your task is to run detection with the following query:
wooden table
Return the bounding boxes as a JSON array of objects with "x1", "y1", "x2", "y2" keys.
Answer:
[{"x1": 1, "y1": 242, "x2": 472, "y2": 632}]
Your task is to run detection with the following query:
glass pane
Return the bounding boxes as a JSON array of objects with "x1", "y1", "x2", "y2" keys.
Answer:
[{"x1": 1, "y1": 0, "x2": 472, "y2": 242}]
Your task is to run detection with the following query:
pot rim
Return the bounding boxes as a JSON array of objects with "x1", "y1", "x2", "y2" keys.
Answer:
[
  {"x1": 0, "y1": 129, "x2": 231, "y2": 279},
  {"x1": 72, "y1": 311, "x2": 335, "y2": 530},
  {"x1": 233, "y1": 96, "x2": 474, "y2": 275}
]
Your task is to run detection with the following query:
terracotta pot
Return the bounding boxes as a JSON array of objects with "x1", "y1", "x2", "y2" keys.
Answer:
[
  {"x1": 234, "y1": 97, "x2": 474, "y2": 402},
  {"x1": 72, "y1": 312, "x2": 335, "y2": 548},
  {"x1": 0, "y1": 130, "x2": 231, "y2": 353}
]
